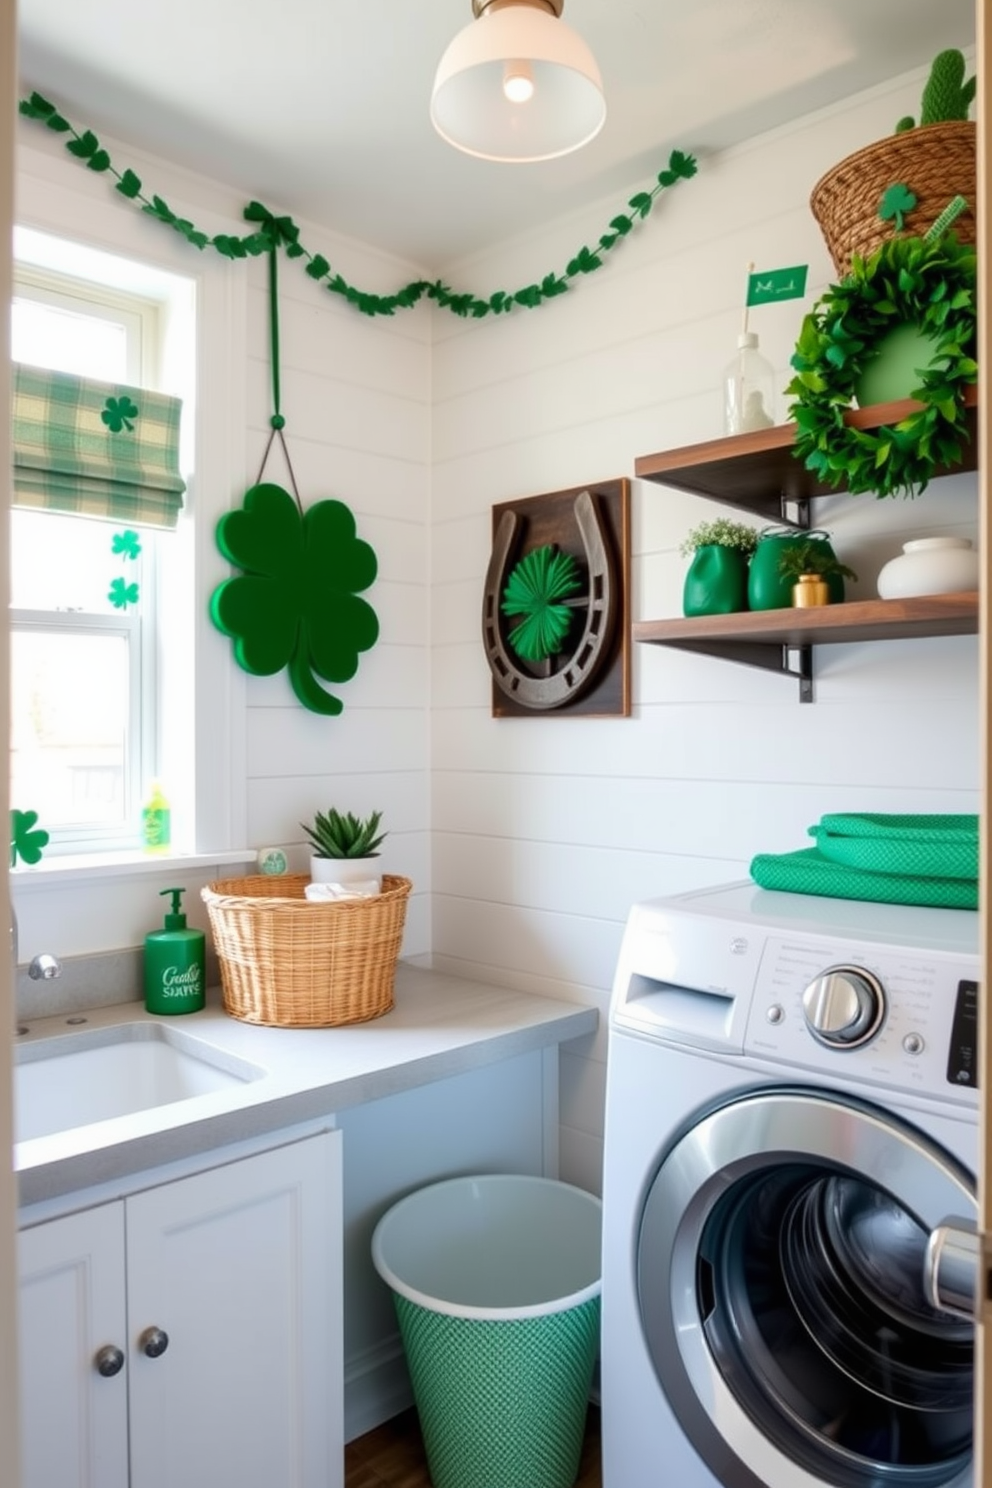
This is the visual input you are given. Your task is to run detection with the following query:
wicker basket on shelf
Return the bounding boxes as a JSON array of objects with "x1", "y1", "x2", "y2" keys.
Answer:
[
  {"x1": 201, "y1": 873, "x2": 412, "y2": 1028},
  {"x1": 809, "y1": 121, "x2": 976, "y2": 278}
]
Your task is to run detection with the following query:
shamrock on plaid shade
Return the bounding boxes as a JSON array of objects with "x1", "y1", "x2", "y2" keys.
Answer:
[{"x1": 101, "y1": 394, "x2": 139, "y2": 433}]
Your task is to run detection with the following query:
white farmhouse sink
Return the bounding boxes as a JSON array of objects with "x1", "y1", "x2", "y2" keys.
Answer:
[{"x1": 14, "y1": 1022, "x2": 266, "y2": 1142}]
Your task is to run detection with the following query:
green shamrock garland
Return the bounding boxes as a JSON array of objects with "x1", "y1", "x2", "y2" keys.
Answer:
[{"x1": 19, "y1": 90, "x2": 698, "y2": 321}]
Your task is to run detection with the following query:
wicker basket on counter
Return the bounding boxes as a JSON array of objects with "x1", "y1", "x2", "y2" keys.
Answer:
[
  {"x1": 809, "y1": 121, "x2": 977, "y2": 278},
  {"x1": 201, "y1": 873, "x2": 412, "y2": 1028}
]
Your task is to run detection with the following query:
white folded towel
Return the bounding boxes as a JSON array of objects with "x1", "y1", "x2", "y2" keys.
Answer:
[{"x1": 304, "y1": 879, "x2": 380, "y2": 902}]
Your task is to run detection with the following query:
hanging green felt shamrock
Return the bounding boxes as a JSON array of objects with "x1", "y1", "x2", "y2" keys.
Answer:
[
  {"x1": 11, "y1": 809, "x2": 49, "y2": 867},
  {"x1": 211, "y1": 482, "x2": 378, "y2": 716},
  {"x1": 210, "y1": 239, "x2": 380, "y2": 715}
]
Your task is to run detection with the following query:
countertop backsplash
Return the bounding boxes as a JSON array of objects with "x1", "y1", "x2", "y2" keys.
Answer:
[{"x1": 15, "y1": 944, "x2": 222, "y2": 1024}]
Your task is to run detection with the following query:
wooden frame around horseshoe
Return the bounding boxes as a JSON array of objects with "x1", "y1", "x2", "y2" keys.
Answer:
[{"x1": 481, "y1": 483, "x2": 628, "y2": 714}]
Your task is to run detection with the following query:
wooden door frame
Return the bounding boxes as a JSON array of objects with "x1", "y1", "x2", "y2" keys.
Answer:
[
  {"x1": 0, "y1": 0, "x2": 20, "y2": 1482},
  {"x1": 978, "y1": 0, "x2": 991, "y2": 1474}
]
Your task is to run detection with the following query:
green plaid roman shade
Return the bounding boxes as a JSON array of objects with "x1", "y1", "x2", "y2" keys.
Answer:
[{"x1": 11, "y1": 363, "x2": 186, "y2": 528}]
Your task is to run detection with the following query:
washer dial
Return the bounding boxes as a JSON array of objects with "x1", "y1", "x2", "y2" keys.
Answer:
[{"x1": 801, "y1": 965, "x2": 885, "y2": 1049}]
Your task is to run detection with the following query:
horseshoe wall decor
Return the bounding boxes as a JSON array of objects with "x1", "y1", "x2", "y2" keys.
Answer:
[{"x1": 481, "y1": 478, "x2": 631, "y2": 718}]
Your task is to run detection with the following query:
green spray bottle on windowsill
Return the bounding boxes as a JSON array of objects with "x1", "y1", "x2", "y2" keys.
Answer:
[{"x1": 144, "y1": 887, "x2": 206, "y2": 1015}]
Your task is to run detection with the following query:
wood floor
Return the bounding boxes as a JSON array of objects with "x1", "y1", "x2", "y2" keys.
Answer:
[{"x1": 345, "y1": 1403, "x2": 602, "y2": 1488}]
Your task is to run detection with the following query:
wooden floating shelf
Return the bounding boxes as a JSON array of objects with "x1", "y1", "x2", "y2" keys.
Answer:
[
  {"x1": 632, "y1": 390, "x2": 980, "y2": 698},
  {"x1": 633, "y1": 387, "x2": 979, "y2": 521},
  {"x1": 633, "y1": 592, "x2": 979, "y2": 650},
  {"x1": 633, "y1": 592, "x2": 978, "y2": 703}
]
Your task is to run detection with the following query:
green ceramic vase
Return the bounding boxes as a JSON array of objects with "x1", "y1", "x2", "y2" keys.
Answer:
[
  {"x1": 683, "y1": 544, "x2": 748, "y2": 617},
  {"x1": 748, "y1": 528, "x2": 844, "y2": 611}
]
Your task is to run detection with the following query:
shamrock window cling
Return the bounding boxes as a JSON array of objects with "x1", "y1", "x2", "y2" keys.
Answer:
[
  {"x1": 209, "y1": 237, "x2": 379, "y2": 716},
  {"x1": 11, "y1": 809, "x2": 49, "y2": 867},
  {"x1": 109, "y1": 527, "x2": 141, "y2": 610}
]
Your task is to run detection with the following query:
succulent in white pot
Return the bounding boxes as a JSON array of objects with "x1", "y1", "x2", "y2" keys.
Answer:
[{"x1": 302, "y1": 808, "x2": 386, "y2": 890}]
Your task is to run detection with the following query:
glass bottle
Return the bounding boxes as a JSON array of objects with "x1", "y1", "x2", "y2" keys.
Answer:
[{"x1": 723, "y1": 331, "x2": 775, "y2": 435}]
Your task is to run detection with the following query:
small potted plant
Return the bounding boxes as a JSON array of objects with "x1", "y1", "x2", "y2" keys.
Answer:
[
  {"x1": 302, "y1": 807, "x2": 386, "y2": 888},
  {"x1": 778, "y1": 541, "x2": 858, "y2": 608},
  {"x1": 679, "y1": 519, "x2": 759, "y2": 617}
]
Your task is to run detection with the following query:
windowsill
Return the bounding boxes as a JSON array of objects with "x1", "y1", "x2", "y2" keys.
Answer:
[{"x1": 10, "y1": 847, "x2": 259, "y2": 890}]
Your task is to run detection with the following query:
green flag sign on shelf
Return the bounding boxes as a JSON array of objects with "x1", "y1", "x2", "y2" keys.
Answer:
[{"x1": 746, "y1": 265, "x2": 809, "y2": 305}]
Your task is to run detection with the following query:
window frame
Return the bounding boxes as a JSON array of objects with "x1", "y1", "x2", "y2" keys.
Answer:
[
  {"x1": 12, "y1": 139, "x2": 249, "y2": 868},
  {"x1": 10, "y1": 265, "x2": 169, "y2": 854},
  {"x1": 10, "y1": 606, "x2": 141, "y2": 848},
  {"x1": 12, "y1": 263, "x2": 151, "y2": 381}
]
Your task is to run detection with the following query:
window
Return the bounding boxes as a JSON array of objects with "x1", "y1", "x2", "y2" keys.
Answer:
[{"x1": 10, "y1": 230, "x2": 195, "y2": 854}]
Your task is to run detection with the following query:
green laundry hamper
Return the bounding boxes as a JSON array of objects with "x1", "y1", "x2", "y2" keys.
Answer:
[{"x1": 371, "y1": 1174, "x2": 602, "y2": 1488}]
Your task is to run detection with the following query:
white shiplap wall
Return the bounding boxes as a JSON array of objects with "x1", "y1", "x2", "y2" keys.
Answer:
[
  {"x1": 12, "y1": 120, "x2": 433, "y2": 962},
  {"x1": 237, "y1": 239, "x2": 434, "y2": 957},
  {"x1": 429, "y1": 65, "x2": 980, "y2": 1194}
]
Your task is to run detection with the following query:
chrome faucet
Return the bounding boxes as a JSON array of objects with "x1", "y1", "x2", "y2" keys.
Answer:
[
  {"x1": 11, "y1": 905, "x2": 62, "y2": 982},
  {"x1": 28, "y1": 952, "x2": 62, "y2": 981}
]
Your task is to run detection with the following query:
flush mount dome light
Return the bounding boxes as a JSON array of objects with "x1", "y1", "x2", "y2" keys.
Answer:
[{"x1": 431, "y1": 0, "x2": 606, "y2": 163}]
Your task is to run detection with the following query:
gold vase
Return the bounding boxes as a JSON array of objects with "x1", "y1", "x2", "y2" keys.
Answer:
[{"x1": 793, "y1": 574, "x2": 831, "y2": 607}]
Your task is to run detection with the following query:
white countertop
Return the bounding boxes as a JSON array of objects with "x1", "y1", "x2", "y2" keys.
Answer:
[{"x1": 14, "y1": 963, "x2": 598, "y2": 1207}]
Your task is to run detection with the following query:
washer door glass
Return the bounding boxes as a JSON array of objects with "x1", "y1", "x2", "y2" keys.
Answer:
[{"x1": 638, "y1": 1089, "x2": 974, "y2": 1488}]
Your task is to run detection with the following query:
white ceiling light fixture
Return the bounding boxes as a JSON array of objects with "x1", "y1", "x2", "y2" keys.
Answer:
[{"x1": 431, "y1": 0, "x2": 606, "y2": 164}]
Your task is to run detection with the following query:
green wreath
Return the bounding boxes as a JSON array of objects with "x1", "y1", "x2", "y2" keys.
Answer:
[{"x1": 786, "y1": 233, "x2": 977, "y2": 498}]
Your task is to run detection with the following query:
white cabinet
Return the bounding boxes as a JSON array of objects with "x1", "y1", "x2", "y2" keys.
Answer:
[
  {"x1": 18, "y1": 1131, "x2": 342, "y2": 1488},
  {"x1": 18, "y1": 1200, "x2": 129, "y2": 1488}
]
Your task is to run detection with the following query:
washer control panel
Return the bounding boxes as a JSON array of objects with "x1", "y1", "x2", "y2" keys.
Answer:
[{"x1": 743, "y1": 934, "x2": 979, "y2": 1107}]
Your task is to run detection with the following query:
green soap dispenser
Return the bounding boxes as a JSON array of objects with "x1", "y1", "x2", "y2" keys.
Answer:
[{"x1": 145, "y1": 887, "x2": 206, "y2": 1015}]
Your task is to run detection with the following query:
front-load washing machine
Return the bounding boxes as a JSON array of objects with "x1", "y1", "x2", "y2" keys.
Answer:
[{"x1": 601, "y1": 880, "x2": 980, "y2": 1488}]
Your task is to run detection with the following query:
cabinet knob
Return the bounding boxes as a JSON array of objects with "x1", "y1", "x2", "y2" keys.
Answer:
[
  {"x1": 139, "y1": 1326, "x2": 170, "y2": 1359},
  {"x1": 94, "y1": 1344, "x2": 125, "y2": 1378}
]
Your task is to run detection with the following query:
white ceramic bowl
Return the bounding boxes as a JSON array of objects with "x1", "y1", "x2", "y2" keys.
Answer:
[{"x1": 876, "y1": 536, "x2": 979, "y2": 600}]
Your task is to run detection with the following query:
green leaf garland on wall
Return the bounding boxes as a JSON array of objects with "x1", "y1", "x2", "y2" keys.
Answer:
[{"x1": 19, "y1": 91, "x2": 698, "y2": 320}]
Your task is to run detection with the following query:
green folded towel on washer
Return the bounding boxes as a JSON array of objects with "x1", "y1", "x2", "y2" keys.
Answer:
[
  {"x1": 750, "y1": 813, "x2": 979, "y2": 910},
  {"x1": 810, "y1": 813, "x2": 978, "y2": 881}
]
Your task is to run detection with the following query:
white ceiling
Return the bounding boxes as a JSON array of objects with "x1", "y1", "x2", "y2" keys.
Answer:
[{"x1": 15, "y1": 0, "x2": 976, "y2": 272}]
